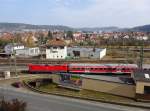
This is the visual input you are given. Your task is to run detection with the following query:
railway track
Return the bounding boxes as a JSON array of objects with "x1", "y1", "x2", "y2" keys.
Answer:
[{"x1": 0, "y1": 58, "x2": 135, "y2": 65}]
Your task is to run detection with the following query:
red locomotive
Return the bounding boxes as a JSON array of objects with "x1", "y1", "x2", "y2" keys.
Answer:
[
  {"x1": 28, "y1": 63, "x2": 138, "y2": 74},
  {"x1": 28, "y1": 64, "x2": 68, "y2": 73}
]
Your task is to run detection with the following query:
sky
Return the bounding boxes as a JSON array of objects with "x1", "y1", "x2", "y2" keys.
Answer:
[{"x1": 0, "y1": 0, "x2": 150, "y2": 28}]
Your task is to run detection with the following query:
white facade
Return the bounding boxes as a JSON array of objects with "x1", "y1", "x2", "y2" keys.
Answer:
[
  {"x1": 46, "y1": 46, "x2": 67, "y2": 59},
  {"x1": 67, "y1": 47, "x2": 106, "y2": 60},
  {"x1": 4, "y1": 44, "x2": 25, "y2": 54},
  {"x1": 99, "y1": 48, "x2": 106, "y2": 59},
  {"x1": 15, "y1": 47, "x2": 40, "y2": 57}
]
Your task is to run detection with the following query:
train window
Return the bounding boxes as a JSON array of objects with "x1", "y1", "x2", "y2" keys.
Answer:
[
  {"x1": 77, "y1": 68, "x2": 81, "y2": 70},
  {"x1": 126, "y1": 68, "x2": 130, "y2": 71},
  {"x1": 108, "y1": 68, "x2": 112, "y2": 70},
  {"x1": 81, "y1": 68, "x2": 85, "y2": 70},
  {"x1": 113, "y1": 68, "x2": 116, "y2": 70},
  {"x1": 122, "y1": 68, "x2": 125, "y2": 70},
  {"x1": 72, "y1": 68, "x2": 77, "y2": 70},
  {"x1": 91, "y1": 68, "x2": 94, "y2": 70}
]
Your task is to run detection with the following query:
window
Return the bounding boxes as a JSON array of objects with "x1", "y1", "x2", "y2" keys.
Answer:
[
  {"x1": 122, "y1": 68, "x2": 125, "y2": 70},
  {"x1": 53, "y1": 47, "x2": 57, "y2": 49},
  {"x1": 113, "y1": 68, "x2": 116, "y2": 70},
  {"x1": 35, "y1": 49, "x2": 39, "y2": 53},
  {"x1": 81, "y1": 68, "x2": 85, "y2": 70},
  {"x1": 60, "y1": 46, "x2": 64, "y2": 49},
  {"x1": 144, "y1": 86, "x2": 150, "y2": 94},
  {"x1": 30, "y1": 49, "x2": 34, "y2": 54},
  {"x1": 91, "y1": 68, "x2": 94, "y2": 70}
]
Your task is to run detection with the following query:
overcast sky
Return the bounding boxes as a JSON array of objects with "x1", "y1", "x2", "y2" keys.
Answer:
[{"x1": 0, "y1": 0, "x2": 150, "y2": 28}]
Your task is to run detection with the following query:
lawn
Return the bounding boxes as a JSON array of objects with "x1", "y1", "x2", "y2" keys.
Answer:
[{"x1": 38, "y1": 83, "x2": 134, "y2": 103}]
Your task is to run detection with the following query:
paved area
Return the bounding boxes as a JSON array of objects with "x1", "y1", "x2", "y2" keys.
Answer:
[
  {"x1": 0, "y1": 74, "x2": 150, "y2": 111},
  {"x1": 0, "y1": 86, "x2": 149, "y2": 111}
]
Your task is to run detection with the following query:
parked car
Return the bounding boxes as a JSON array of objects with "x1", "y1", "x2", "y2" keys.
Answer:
[{"x1": 12, "y1": 82, "x2": 22, "y2": 88}]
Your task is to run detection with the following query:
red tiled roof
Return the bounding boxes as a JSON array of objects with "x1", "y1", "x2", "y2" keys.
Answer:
[{"x1": 47, "y1": 38, "x2": 66, "y2": 46}]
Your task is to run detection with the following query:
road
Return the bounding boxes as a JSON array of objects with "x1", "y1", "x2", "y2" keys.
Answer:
[{"x1": 0, "y1": 86, "x2": 149, "y2": 111}]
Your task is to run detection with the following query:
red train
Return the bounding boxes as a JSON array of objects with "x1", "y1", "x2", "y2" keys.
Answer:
[{"x1": 28, "y1": 63, "x2": 138, "y2": 74}]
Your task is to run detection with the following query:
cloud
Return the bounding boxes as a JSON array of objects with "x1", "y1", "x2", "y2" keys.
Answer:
[
  {"x1": 48, "y1": 0, "x2": 150, "y2": 27},
  {"x1": 0, "y1": 0, "x2": 150, "y2": 27}
]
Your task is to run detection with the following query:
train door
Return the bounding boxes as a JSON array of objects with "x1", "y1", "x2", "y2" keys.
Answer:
[
  {"x1": 116, "y1": 67, "x2": 122, "y2": 73},
  {"x1": 85, "y1": 67, "x2": 90, "y2": 73}
]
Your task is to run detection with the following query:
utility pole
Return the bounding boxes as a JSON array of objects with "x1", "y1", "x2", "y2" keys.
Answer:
[
  {"x1": 123, "y1": 36, "x2": 128, "y2": 64},
  {"x1": 139, "y1": 38, "x2": 144, "y2": 70},
  {"x1": 14, "y1": 50, "x2": 17, "y2": 76},
  {"x1": 12, "y1": 37, "x2": 17, "y2": 77}
]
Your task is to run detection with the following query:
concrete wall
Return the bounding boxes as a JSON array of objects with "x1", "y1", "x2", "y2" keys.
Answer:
[
  {"x1": 136, "y1": 81, "x2": 150, "y2": 94},
  {"x1": 82, "y1": 78, "x2": 135, "y2": 98},
  {"x1": 51, "y1": 74, "x2": 60, "y2": 84}
]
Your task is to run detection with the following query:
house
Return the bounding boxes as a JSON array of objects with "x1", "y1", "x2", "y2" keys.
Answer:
[
  {"x1": 4, "y1": 43, "x2": 25, "y2": 54},
  {"x1": 46, "y1": 39, "x2": 67, "y2": 59}
]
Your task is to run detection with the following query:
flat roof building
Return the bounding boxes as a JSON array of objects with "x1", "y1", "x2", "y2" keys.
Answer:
[
  {"x1": 133, "y1": 70, "x2": 150, "y2": 101},
  {"x1": 67, "y1": 47, "x2": 106, "y2": 60}
]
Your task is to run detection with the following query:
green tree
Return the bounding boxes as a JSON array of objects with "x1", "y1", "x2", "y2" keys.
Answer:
[
  {"x1": 0, "y1": 39, "x2": 11, "y2": 49},
  {"x1": 66, "y1": 31, "x2": 73, "y2": 40},
  {"x1": 47, "y1": 31, "x2": 53, "y2": 40},
  {"x1": 38, "y1": 33, "x2": 45, "y2": 45}
]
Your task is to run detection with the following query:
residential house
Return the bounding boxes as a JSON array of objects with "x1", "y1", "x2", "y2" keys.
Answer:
[{"x1": 46, "y1": 39, "x2": 67, "y2": 59}]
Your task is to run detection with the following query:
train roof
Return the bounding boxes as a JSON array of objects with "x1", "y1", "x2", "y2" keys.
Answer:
[
  {"x1": 69, "y1": 63, "x2": 138, "y2": 67},
  {"x1": 28, "y1": 64, "x2": 67, "y2": 66}
]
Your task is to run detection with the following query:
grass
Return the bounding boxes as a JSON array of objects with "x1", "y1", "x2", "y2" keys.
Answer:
[{"x1": 38, "y1": 83, "x2": 134, "y2": 103}]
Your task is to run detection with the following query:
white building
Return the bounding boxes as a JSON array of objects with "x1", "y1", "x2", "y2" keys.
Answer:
[
  {"x1": 15, "y1": 47, "x2": 40, "y2": 57},
  {"x1": 46, "y1": 39, "x2": 67, "y2": 59},
  {"x1": 67, "y1": 47, "x2": 106, "y2": 60},
  {"x1": 4, "y1": 43, "x2": 40, "y2": 57},
  {"x1": 4, "y1": 43, "x2": 25, "y2": 54}
]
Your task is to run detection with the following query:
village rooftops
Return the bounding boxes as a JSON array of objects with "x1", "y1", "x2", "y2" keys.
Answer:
[{"x1": 47, "y1": 38, "x2": 66, "y2": 47}]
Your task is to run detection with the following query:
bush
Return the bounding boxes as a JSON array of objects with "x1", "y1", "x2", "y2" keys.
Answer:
[{"x1": 0, "y1": 99, "x2": 27, "y2": 111}]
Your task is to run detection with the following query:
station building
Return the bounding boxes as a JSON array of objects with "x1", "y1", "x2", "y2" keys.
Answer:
[{"x1": 133, "y1": 70, "x2": 150, "y2": 101}]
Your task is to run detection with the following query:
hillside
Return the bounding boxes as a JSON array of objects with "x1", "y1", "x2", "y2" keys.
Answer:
[
  {"x1": 0, "y1": 23, "x2": 72, "y2": 32},
  {"x1": 0, "y1": 23, "x2": 150, "y2": 32},
  {"x1": 132, "y1": 25, "x2": 150, "y2": 32}
]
